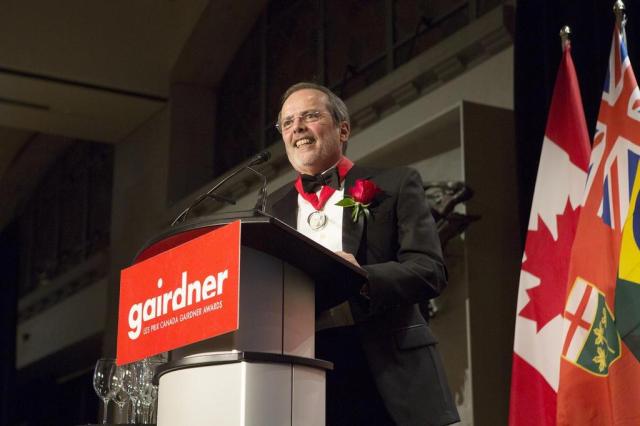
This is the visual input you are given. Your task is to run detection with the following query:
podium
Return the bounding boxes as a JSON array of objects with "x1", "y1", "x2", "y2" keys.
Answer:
[{"x1": 130, "y1": 212, "x2": 366, "y2": 426}]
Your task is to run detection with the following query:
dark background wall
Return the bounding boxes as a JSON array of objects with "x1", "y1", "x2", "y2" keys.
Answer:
[{"x1": 0, "y1": 223, "x2": 18, "y2": 426}]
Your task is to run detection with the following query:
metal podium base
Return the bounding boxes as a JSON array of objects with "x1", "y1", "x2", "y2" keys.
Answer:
[{"x1": 156, "y1": 352, "x2": 332, "y2": 426}]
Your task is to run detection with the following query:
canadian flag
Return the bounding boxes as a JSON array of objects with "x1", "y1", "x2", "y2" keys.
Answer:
[{"x1": 508, "y1": 40, "x2": 591, "y2": 425}]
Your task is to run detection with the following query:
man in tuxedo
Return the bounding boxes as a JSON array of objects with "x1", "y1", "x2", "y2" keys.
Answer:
[{"x1": 266, "y1": 82, "x2": 459, "y2": 426}]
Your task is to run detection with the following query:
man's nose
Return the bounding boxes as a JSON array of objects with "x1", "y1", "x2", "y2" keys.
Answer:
[{"x1": 292, "y1": 116, "x2": 307, "y2": 132}]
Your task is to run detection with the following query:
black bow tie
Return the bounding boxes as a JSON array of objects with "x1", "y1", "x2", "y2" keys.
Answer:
[{"x1": 301, "y1": 167, "x2": 341, "y2": 193}]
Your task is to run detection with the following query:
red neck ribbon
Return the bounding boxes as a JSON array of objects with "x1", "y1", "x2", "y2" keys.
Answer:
[{"x1": 294, "y1": 157, "x2": 354, "y2": 210}]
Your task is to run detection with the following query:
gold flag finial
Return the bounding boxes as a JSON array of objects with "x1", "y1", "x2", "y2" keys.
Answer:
[
  {"x1": 614, "y1": 1, "x2": 626, "y2": 27},
  {"x1": 560, "y1": 26, "x2": 571, "y2": 50}
]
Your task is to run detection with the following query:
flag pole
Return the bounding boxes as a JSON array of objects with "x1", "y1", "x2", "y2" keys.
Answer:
[
  {"x1": 559, "y1": 25, "x2": 571, "y2": 51},
  {"x1": 614, "y1": 0, "x2": 627, "y2": 43}
]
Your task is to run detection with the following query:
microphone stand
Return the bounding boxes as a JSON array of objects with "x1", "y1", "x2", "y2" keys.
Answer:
[
  {"x1": 247, "y1": 166, "x2": 268, "y2": 213},
  {"x1": 170, "y1": 151, "x2": 271, "y2": 226}
]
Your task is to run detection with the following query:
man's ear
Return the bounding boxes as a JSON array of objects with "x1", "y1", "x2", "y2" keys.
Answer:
[{"x1": 339, "y1": 121, "x2": 350, "y2": 143}]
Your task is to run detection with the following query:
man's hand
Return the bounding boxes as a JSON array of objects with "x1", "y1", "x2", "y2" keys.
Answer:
[{"x1": 335, "y1": 250, "x2": 360, "y2": 267}]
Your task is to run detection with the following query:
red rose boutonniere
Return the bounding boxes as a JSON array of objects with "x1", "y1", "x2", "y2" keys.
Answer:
[{"x1": 336, "y1": 178, "x2": 382, "y2": 222}]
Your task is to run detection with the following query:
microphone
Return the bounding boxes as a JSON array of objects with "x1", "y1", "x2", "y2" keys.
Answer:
[
  {"x1": 170, "y1": 150, "x2": 272, "y2": 226},
  {"x1": 247, "y1": 150, "x2": 271, "y2": 166}
]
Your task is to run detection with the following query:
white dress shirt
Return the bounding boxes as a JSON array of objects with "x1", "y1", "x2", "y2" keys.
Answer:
[
  {"x1": 296, "y1": 187, "x2": 344, "y2": 252},
  {"x1": 296, "y1": 184, "x2": 355, "y2": 329}
]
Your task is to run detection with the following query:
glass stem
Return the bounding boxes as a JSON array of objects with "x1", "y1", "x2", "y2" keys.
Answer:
[
  {"x1": 128, "y1": 399, "x2": 135, "y2": 424},
  {"x1": 101, "y1": 398, "x2": 109, "y2": 424}
]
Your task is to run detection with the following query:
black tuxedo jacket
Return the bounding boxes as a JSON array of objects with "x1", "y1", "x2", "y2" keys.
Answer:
[{"x1": 267, "y1": 164, "x2": 459, "y2": 426}]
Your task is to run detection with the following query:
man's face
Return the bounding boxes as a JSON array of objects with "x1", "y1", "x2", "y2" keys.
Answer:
[{"x1": 279, "y1": 88, "x2": 349, "y2": 175}]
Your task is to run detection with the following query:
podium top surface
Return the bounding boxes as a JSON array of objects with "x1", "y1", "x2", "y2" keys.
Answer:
[{"x1": 134, "y1": 211, "x2": 367, "y2": 310}]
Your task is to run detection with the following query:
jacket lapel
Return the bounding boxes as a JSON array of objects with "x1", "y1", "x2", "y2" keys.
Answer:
[
  {"x1": 270, "y1": 187, "x2": 298, "y2": 228},
  {"x1": 342, "y1": 165, "x2": 368, "y2": 258}
]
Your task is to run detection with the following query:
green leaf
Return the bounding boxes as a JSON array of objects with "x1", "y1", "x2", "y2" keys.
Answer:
[{"x1": 336, "y1": 198, "x2": 356, "y2": 207}]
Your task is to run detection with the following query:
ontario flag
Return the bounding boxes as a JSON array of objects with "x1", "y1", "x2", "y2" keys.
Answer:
[
  {"x1": 509, "y1": 39, "x2": 590, "y2": 426},
  {"x1": 556, "y1": 23, "x2": 640, "y2": 425}
]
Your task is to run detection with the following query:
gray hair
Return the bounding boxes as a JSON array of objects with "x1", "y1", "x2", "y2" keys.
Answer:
[{"x1": 279, "y1": 82, "x2": 350, "y2": 127}]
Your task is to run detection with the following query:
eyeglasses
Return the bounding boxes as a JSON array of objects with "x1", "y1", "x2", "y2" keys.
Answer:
[{"x1": 275, "y1": 110, "x2": 329, "y2": 134}]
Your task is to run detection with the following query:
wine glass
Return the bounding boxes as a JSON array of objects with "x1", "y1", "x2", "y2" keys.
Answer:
[
  {"x1": 121, "y1": 361, "x2": 143, "y2": 424},
  {"x1": 139, "y1": 381, "x2": 159, "y2": 424},
  {"x1": 110, "y1": 365, "x2": 130, "y2": 422},
  {"x1": 141, "y1": 358, "x2": 163, "y2": 384},
  {"x1": 139, "y1": 359, "x2": 163, "y2": 424},
  {"x1": 93, "y1": 358, "x2": 115, "y2": 424}
]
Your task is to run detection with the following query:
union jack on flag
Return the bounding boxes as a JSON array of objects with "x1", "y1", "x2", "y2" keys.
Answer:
[
  {"x1": 590, "y1": 124, "x2": 640, "y2": 232},
  {"x1": 557, "y1": 22, "x2": 640, "y2": 426},
  {"x1": 587, "y1": 31, "x2": 640, "y2": 233}
]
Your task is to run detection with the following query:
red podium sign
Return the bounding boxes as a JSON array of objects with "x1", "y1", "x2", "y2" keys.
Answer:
[{"x1": 116, "y1": 221, "x2": 241, "y2": 365}]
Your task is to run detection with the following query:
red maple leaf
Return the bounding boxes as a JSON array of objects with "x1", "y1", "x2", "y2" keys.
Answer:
[{"x1": 519, "y1": 201, "x2": 581, "y2": 331}]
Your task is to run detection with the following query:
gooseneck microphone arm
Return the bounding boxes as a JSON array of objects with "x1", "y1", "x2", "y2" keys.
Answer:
[
  {"x1": 170, "y1": 150, "x2": 271, "y2": 226},
  {"x1": 246, "y1": 166, "x2": 268, "y2": 213}
]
